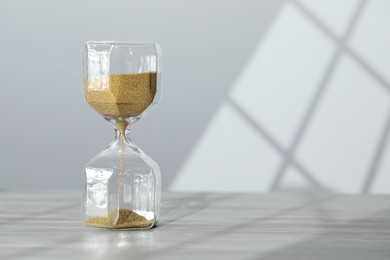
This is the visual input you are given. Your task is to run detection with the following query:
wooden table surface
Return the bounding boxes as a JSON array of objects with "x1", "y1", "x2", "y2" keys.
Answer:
[{"x1": 0, "y1": 191, "x2": 389, "y2": 259}]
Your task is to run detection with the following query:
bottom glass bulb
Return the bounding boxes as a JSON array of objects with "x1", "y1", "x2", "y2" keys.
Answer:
[{"x1": 82, "y1": 129, "x2": 161, "y2": 230}]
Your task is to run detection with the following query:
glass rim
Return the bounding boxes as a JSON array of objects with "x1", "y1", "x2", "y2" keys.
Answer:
[{"x1": 86, "y1": 40, "x2": 157, "y2": 46}]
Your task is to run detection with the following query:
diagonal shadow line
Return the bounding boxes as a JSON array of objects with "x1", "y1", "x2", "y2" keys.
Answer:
[
  {"x1": 164, "y1": 0, "x2": 288, "y2": 189},
  {"x1": 362, "y1": 108, "x2": 390, "y2": 193},
  {"x1": 293, "y1": 0, "x2": 390, "y2": 93},
  {"x1": 228, "y1": 98, "x2": 327, "y2": 191},
  {"x1": 347, "y1": 48, "x2": 390, "y2": 93},
  {"x1": 270, "y1": 0, "x2": 369, "y2": 191},
  {"x1": 269, "y1": 51, "x2": 341, "y2": 191}
]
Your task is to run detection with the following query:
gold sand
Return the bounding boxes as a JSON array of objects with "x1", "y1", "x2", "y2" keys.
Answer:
[
  {"x1": 84, "y1": 209, "x2": 153, "y2": 229},
  {"x1": 85, "y1": 73, "x2": 156, "y2": 229},
  {"x1": 86, "y1": 72, "x2": 156, "y2": 118}
]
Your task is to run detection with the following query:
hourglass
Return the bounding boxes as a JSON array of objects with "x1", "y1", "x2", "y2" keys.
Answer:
[{"x1": 83, "y1": 41, "x2": 161, "y2": 229}]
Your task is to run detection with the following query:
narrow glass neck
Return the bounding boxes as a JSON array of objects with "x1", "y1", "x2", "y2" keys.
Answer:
[{"x1": 114, "y1": 127, "x2": 132, "y2": 143}]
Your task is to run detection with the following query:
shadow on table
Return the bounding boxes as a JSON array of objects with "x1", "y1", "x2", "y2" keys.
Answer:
[
  {"x1": 157, "y1": 192, "x2": 239, "y2": 227},
  {"x1": 0, "y1": 202, "x2": 80, "y2": 226},
  {"x1": 248, "y1": 206, "x2": 390, "y2": 260},
  {"x1": 134, "y1": 193, "x2": 337, "y2": 259}
]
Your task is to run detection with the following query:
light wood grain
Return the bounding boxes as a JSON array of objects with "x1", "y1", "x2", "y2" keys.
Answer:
[{"x1": 0, "y1": 191, "x2": 389, "y2": 259}]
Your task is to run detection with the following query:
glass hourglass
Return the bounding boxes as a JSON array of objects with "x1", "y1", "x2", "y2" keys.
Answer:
[{"x1": 82, "y1": 41, "x2": 161, "y2": 229}]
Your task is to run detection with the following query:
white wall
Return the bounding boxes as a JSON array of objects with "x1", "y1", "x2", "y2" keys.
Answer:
[
  {"x1": 0, "y1": 0, "x2": 389, "y2": 193},
  {"x1": 171, "y1": 0, "x2": 390, "y2": 194}
]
